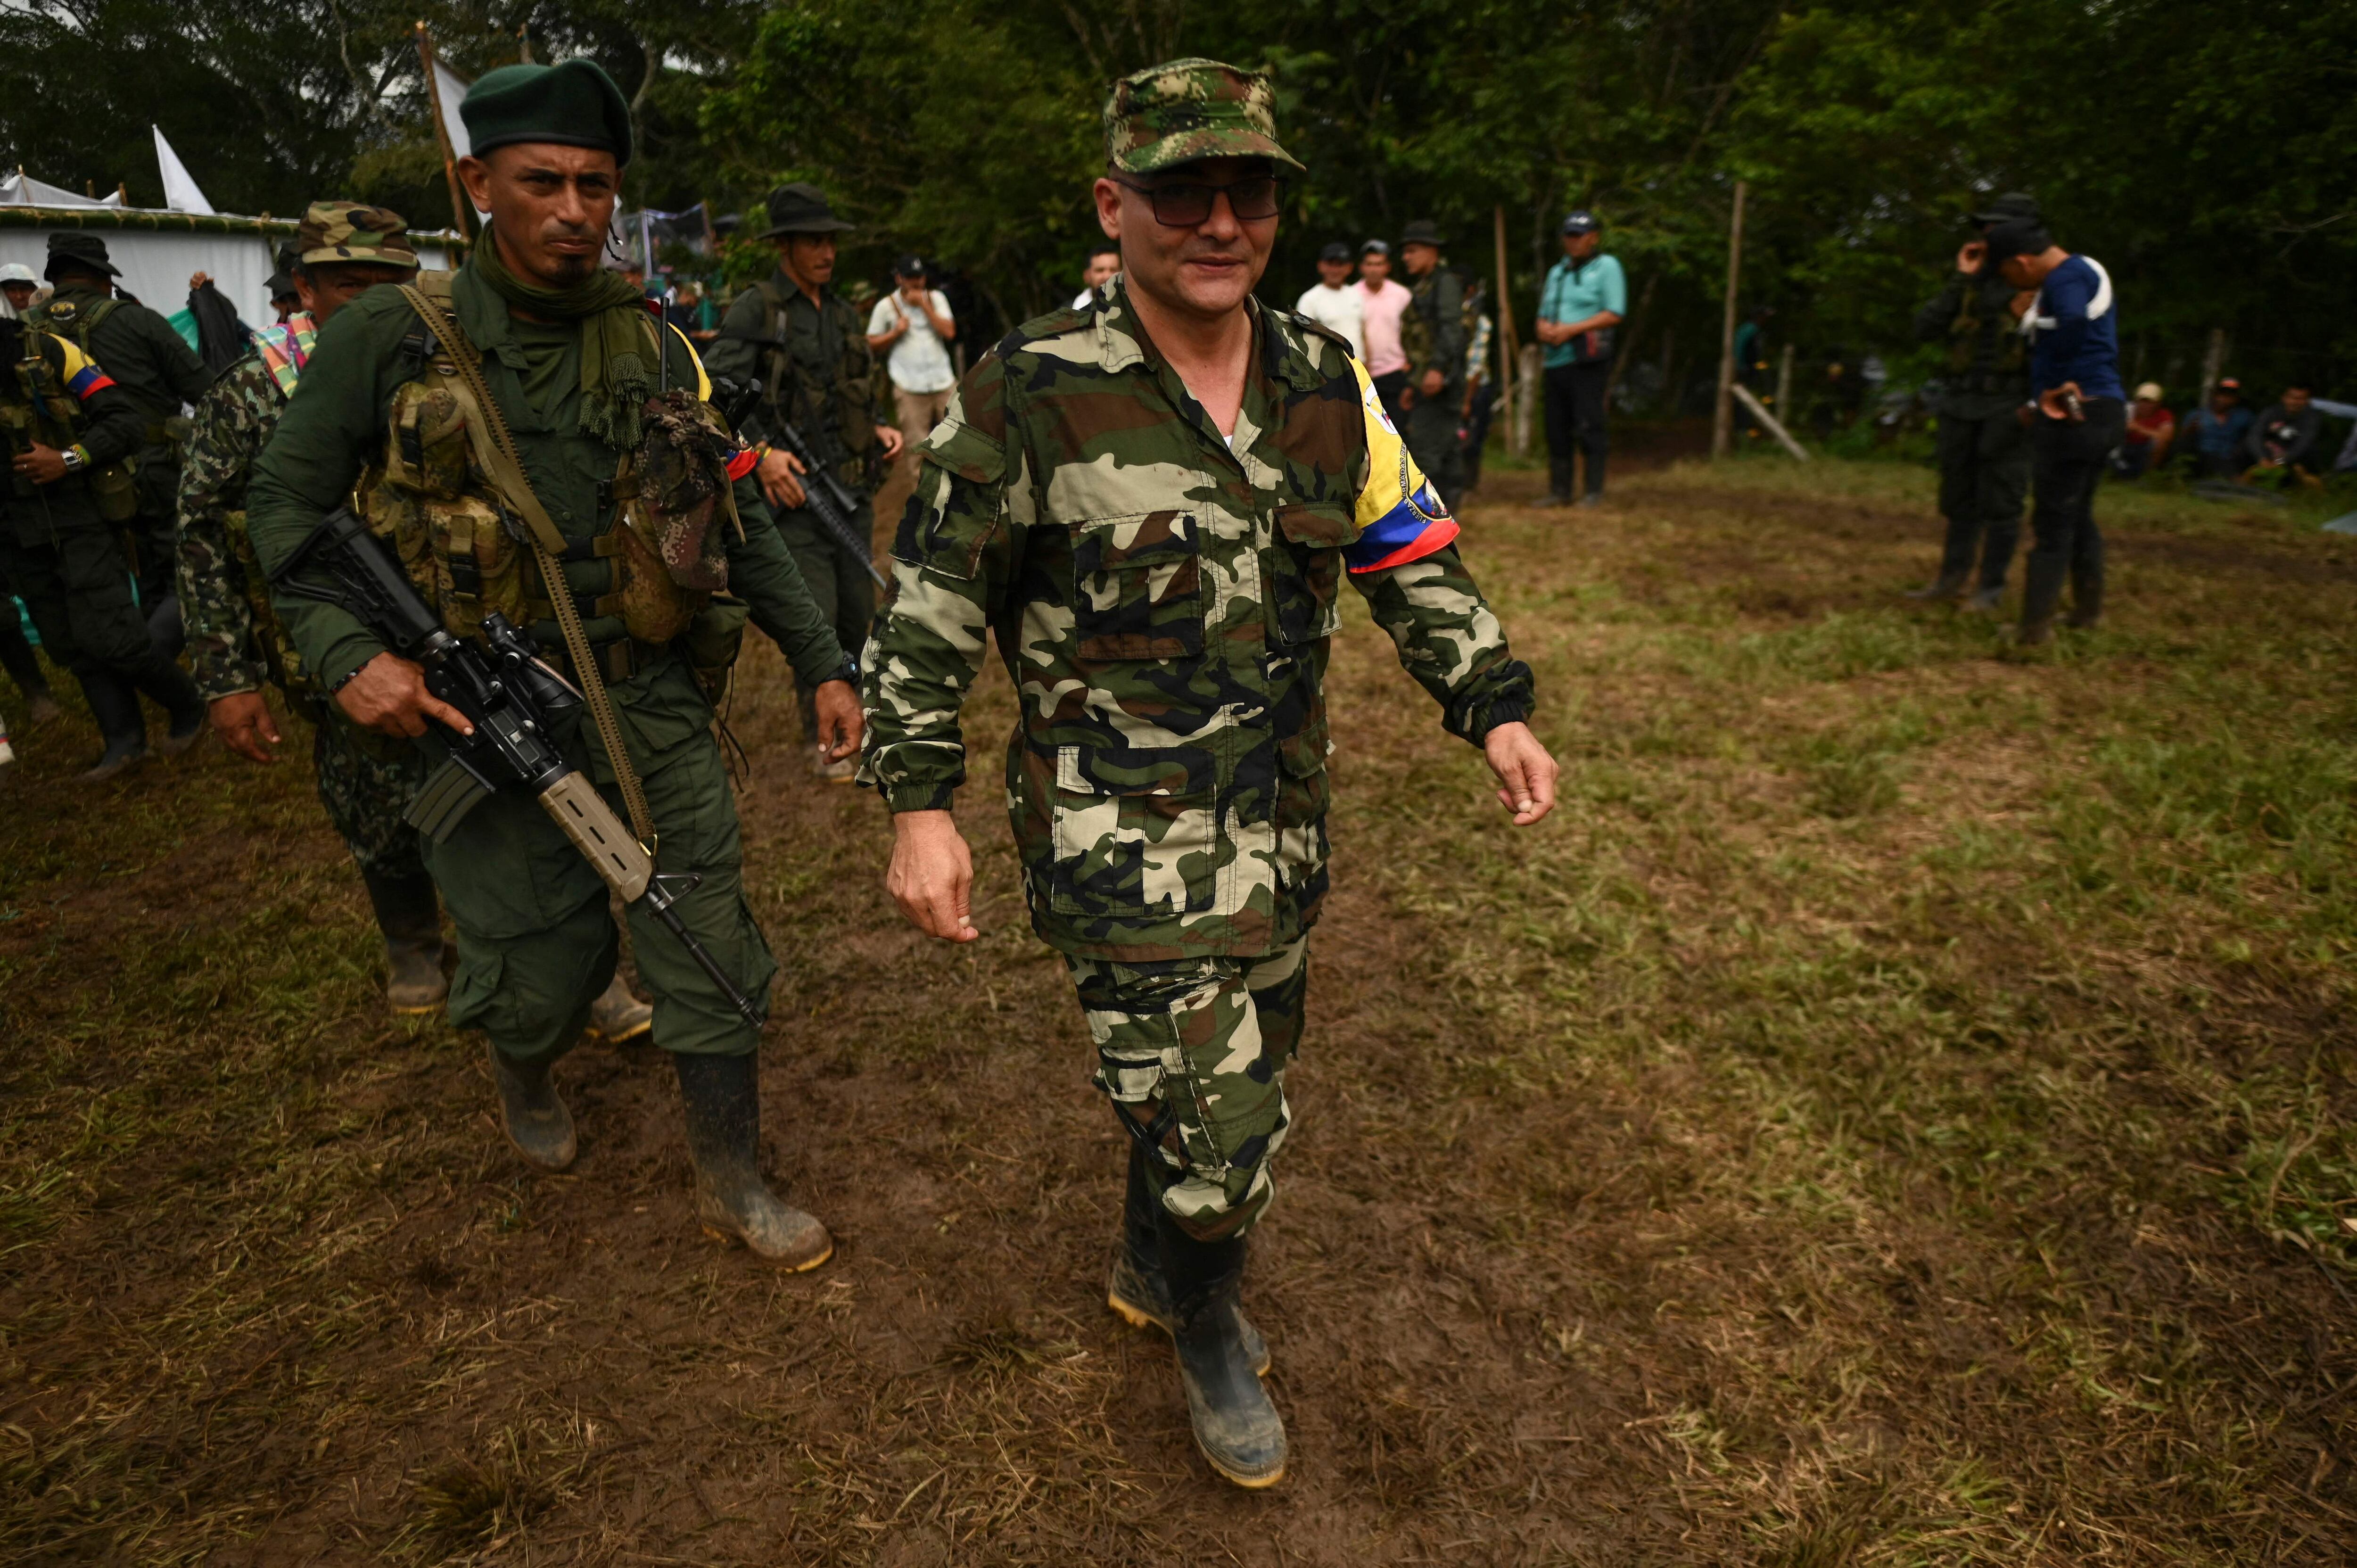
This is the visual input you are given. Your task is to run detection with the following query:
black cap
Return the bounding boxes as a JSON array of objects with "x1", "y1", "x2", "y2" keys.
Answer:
[
  {"x1": 266, "y1": 272, "x2": 298, "y2": 302},
  {"x1": 758, "y1": 182, "x2": 855, "y2": 239},
  {"x1": 1970, "y1": 190, "x2": 2040, "y2": 226},
  {"x1": 1560, "y1": 210, "x2": 1600, "y2": 236},
  {"x1": 1359, "y1": 238, "x2": 1390, "y2": 257},
  {"x1": 1400, "y1": 219, "x2": 1445, "y2": 247},
  {"x1": 892, "y1": 253, "x2": 925, "y2": 278},
  {"x1": 1318, "y1": 241, "x2": 1352, "y2": 264},
  {"x1": 1982, "y1": 217, "x2": 2051, "y2": 264},
  {"x1": 44, "y1": 232, "x2": 119, "y2": 280}
]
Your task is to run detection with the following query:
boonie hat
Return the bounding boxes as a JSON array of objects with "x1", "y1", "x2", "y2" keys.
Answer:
[
  {"x1": 296, "y1": 200, "x2": 419, "y2": 271},
  {"x1": 1104, "y1": 57, "x2": 1304, "y2": 175},
  {"x1": 43, "y1": 232, "x2": 119, "y2": 280},
  {"x1": 758, "y1": 182, "x2": 855, "y2": 239},
  {"x1": 1399, "y1": 219, "x2": 1445, "y2": 248},
  {"x1": 1318, "y1": 241, "x2": 1352, "y2": 264},
  {"x1": 462, "y1": 58, "x2": 634, "y2": 167},
  {"x1": 1559, "y1": 210, "x2": 1601, "y2": 236},
  {"x1": 0, "y1": 263, "x2": 36, "y2": 285}
]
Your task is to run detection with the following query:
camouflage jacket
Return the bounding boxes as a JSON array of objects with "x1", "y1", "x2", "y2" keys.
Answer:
[
  {"x1": 860, "y1": 278, "x2": 1534, "y2": 962},
  {"x1": 175, "y1": 344, "x2": 297, "y2": 701}
]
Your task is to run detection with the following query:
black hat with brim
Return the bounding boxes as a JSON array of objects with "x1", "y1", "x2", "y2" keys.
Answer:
[
  {"x1": 44, "y1": 232, "x2": 119, "y2": 280},
  {"x1": 759, "y1": 182, "x2": 854, "y2": 239},
  {"x1": 1318, "y1": 241, "x2": 1352, "y2": 264},
  {"x1": 1400, "y1": 220, "x2": 1445, "y2": 247},
  {"x1": 462, "y1": 59, "x2": 634, "y2": 168}
]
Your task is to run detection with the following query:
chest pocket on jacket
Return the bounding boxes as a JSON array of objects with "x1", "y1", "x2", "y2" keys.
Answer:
[
  {"x1": 1268, "y1": 501, "x2": 1354, "y2": 646},
  {"x1": 1071, "y1": 511, "x2": 1202, "y2": 662},
  {"x1": 1048, "y1": 744, "x2": 1220, "y2": 917}
]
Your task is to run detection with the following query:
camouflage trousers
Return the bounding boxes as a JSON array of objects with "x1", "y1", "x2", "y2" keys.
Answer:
[
  {"x1": 293, "y1": 694, "x2": 429, "y2": 881},
  {"x1": 1068, "y1": 936, "x2": 1310, "y2": 1242}
]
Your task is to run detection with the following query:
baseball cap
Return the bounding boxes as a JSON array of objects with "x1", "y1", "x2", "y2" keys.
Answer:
[
  {"x1": 892, "y1": 253, "x2": 925, "y2": 277},
  {"x1": 1981, "y1": 217, "x2": 2050, "y2": 264},
  {"x1": 2216, "y1": 377, "x2": 2242, "y2": 394},
  {"x1": 1318, "y1": 241, "x2": 1352, "y2": 264},
  {"x1": 1104, "y1": 57, "x2": 1304, "y2": 175},
  {"x1": 1560, "y1": 210, "x2": 1600, "y2": 236},
  {"x1": 2133, "y1": 381, "x2": 2164, "y2": 402},
  {"x1": 1359, "y1": 238, "x2": 1391, "y2": 257}
]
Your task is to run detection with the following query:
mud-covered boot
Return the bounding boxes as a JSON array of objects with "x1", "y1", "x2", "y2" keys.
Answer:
[
  {"x1": 362, "y1": 869, "x2": 446, "y2": 1013},
  {"x1": 490, "y1": 1045, "x2": 577, "y2": 1171},
  {"x1": 2064, "y1": 580, "x2": 2104, "y2": 630},
  {"x1": 2012, "y1": 616, "x2": 2056, "y2": 647},
  {"x1": 673, "y1": 1050, "x2": 832, "y2": 1270},
  {"x1": 1106, "y1": 1140, "x2": 1267, "y2": 1375},
  {"x1": 1159, "y1": 1213, "x2": 1287, "y2": 1489},
  {"x1": 133, "y1": 656, "x2": 206, "y2": 758},
  {"x1": 75, "y1": 669, "x2": 148, "y2": 781},
  {"x1": 1533, "y1": 458, "x2": 1572, "y2": 509},
  {"x1": 1905, "y1": 570, "x2": 1968, "y2": 601},
  {"x1": 586, "y1": 973, "x2": 653, "y2": 1045}
]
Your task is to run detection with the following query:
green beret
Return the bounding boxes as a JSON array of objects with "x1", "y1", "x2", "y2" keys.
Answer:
[{"x1": 462, "y1": 58, "x2": 633, "y2": 168}]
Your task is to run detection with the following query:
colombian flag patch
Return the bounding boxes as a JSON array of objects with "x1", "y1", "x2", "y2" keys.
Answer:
[
  {"x1": 724, "y1": 446, "x2": 760, "y2": 482},
  {"x1": 1343, "y1": 358, "x2": 1458, "y2": 574},
  {"x1": 65, "y1": 363, "x2": 115, "y2": 401}
]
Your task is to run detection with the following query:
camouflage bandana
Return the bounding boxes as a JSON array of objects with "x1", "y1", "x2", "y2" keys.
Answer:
[
  {"x1": 1104, "y1": 57, "x2": 1304, "y2": 175},
  {"x1": 297, "y1": 201, "x2": 420, "y2": 270}
]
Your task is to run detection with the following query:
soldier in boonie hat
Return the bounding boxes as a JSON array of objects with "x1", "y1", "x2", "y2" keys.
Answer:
[{"x1": 296, "y1": 200, "x2": 420, "y2": 272}]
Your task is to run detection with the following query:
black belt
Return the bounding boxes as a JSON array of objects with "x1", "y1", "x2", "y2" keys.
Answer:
[{"x1": 553, "y1": 635, "x2": 669, "y2": 685}]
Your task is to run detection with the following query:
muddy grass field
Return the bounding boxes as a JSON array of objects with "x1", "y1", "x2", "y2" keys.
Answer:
[{"x1": 5, "y1": 457, "x2": 2355, "y2": 1565}]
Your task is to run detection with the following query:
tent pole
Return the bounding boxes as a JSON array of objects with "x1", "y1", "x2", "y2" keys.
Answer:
[{"x1": 416, "y1": 23, "x2": 472, "y2": 246}]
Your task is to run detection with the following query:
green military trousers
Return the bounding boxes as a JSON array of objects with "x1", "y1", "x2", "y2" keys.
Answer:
[
  {"x1": 776, "y1": 496, "x2": 874, "y2": 732},
  {"x1": 423, "y1": 657, "x2": 777, "y2": 1064},
  {"x1": 1067, "y1": 936, "x2": 1310, "y2": 1243}
]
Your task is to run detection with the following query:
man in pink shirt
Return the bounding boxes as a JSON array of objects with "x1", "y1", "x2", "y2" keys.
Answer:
[{"x1": 1356, "y1": 238, "x2": 1414, "y2": 416}]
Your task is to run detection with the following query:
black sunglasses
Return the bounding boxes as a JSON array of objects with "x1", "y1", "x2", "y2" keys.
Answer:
[{"x1": 1113, "y1": 174, "x2": 1286, "y2": 228}]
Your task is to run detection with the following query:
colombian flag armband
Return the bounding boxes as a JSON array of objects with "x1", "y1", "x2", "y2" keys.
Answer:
[
  {"x1": 57, "y1": 339, "x2": 117, "y2": 403},
  {"x1": 1342, "y1": 357, "x2": 1459, "y2": 575}
]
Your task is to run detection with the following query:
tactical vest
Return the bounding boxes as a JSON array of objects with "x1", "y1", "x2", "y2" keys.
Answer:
[
  {"x1": 1399, "y1": 267, "x2": 1483, "y2": 380},
  {"x1": 744, "y1": 277, "x2": 877, "y2": 483},
  {"x1": 1947, "y1": 278, "x2": 2027, "y2": 384},
  {"x1": 1, "y1": 328, "x2": 139, "y2": 520},
  {"x1": 353, "y1": 272, "x2": 750, "y2": 687}
]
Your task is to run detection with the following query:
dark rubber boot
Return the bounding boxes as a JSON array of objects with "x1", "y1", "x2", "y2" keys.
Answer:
[
  {"x1": 1159, "y1": 1213, "x2": 1287, "y2": 1489},
  {"x1": 586, "y1": 973, "x2": 653, "y2": 1045},
  {"x1": 362, "y1": 869, "x2": 447, "y2": 1014},
  {"x1": 490, "y1": 1045, "x2": 577, "y2": 1171},
  {"x1": 1905, "y1": 570, "x2": 1968, "y2": 601},
  {"x1": 1106, "y1": 1140, "x2": 1268, "y2": 1375},
  {"x1": 1533, "y1": 458, "x2": 1572, "y2": 509},
  {"x1": 1964, "y1": 586, "x2": 2005, "y2": 615},
  {"x1": 133, "y1": 655, "x2": 206, "y2": 757},
  {"x1": 2013, "y1": 617, "x2": 2056, "y2": 647},
  {"x1": 2064, "y1": 580, "x2": 2103, "y2": 630},
  {"x1": 673, "y1": 1051, "x2": 832, "y2": 1270},
  {"x1": 76, "y1": 669, "x2": 148, "y2": 781}
]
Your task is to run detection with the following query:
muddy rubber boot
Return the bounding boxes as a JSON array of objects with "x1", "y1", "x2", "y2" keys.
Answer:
[
  {"x1": 586, "y1": 973, "x2": 653, "y2": 1045},
  {"x1": 76, "y1": 669, "x2": 148, "y2": 781},
  {"x1": 1905, "y1": 570, "x2": 1968, "y2": 601},
  {"x1": 673, "y1": 1050, "x2": 833, "y2": 1270},
  {"x1": 2063, "y1": 580, "x2": 2103, "y2": 630},
  {"x1": 490, "y1": 1045, "x2": 577, "y2": 1171},
  {"x1": 362, "y1": 869, "x2": 447, "y2": 1014},
  {"x1": 134, "y1": 656, "x2": 206, "y2": 758},
  {"x1": 1159, "y1": 1213, "x2": 1286, "y2": 1489},
  {"x1": 2012, "y1": 616, "x2": 2056, "y2": 647},
  {"x1": 1106, "y1": 1140, "x2": 1268, "y2": 1374}
]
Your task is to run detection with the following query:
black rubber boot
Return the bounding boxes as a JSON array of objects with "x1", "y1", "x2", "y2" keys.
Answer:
[
  {"x1": 133, "y1": 655, "x2": 206, "y2": 757},
  {"x1": 1159, "y1": 1211, "x2": 1287, "y2": 1488},
  {"x1": 673, "y1": 1051, "x2": 832, "y2": 1270},
  {"x1": 75, "y1": 669, "x2": 148, "y2": 781},
  {"x1": 1106, "y1": 1140, "x2": 1268, "y2": 1375},
  {"x1": 490, "y1": 1045, "x2": 577, "y2": 1171},
  {"x1": 1533, "y1": 458, "x2": 1572, "y2": 509},
  {"x1": 585, "y1": 973, "x2": 653, "y2": 1045},
  {"x1": 2064, "y1": 579, "x2": 2103, "y2": 630},
  {"x1": 1964, "y1": 586, "x2": 2005, "y2": 615},
  {"x1": 361, "y1": 869, "x2": 447, "y2": 1013},
  {"x1": 2013, "y1": 616, "x2": 2056, "y2": 647},
  {"x1": 1905, "y1": 570, "x2": 1968, "y2": 601}
]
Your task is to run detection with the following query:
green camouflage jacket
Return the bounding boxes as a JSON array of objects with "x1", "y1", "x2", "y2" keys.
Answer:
[
  {"x1": 176, "y1": 350, "x2": 292, "y2": 701},
  {"x1": 860, "y1": 278, "x2": 1534, "y2": 962}
]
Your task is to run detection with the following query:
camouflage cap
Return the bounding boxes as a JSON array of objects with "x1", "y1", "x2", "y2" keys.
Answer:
[
  {"x1": 1104, "y1": 57, "x2": 1303, "y2": 176},
  {"x1": 296, "y1": 201, "x2": 419, "y2": 271}
]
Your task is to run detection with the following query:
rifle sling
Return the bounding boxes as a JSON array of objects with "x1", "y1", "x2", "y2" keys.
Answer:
[{"x1": 391, "y1": 282, "x2": 660, "y2": 854}]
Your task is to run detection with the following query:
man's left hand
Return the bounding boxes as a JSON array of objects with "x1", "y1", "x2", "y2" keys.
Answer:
[
  {"x1": 1420, "y1": 368, "x2": 1446, "y2": 398},
  {"x1": 1482, "y1": 720, "x2": 1558, "y2": 826},
  {"x1": 813, "y1": 678, "x2": 864, "y2": 761},
  {"x1": 875, "y1": 425, "x2": 905, "y2": 462},
  {"x1": 11, "y1": 443, "x2": 67, "y2": 486}
]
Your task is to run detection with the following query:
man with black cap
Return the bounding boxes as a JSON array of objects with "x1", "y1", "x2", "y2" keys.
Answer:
[
  {"x1": 1293, "y1": 240, "x2": 1364, "y2": 359},
  {"x1": 865, "y1": 254, "x2": 958, "y2": 497},
  {"x1": 1985, "y1": 214, "x2": 2124, "y2": 643},
  {"x1": 707, "y1": 182, "x2": 902, "y2": 782},
  {"x1": 1535, "y1": 211, "x2": 1624, "y2": 508},
  {"x1": 1905, "y1": 192, "x2": 2038, "y2": 611},
  {"x1": 1398, "y1": 220, "x2": 1468, "y2": 511},
  {"x1": 32, "y1": 232, "x2": 218, "y2": 633},
  {"x1": 243, "y1": 57, "x2": 862, "y2": 1269}
]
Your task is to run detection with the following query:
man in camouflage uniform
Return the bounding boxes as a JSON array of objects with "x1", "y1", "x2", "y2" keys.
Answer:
[
  {"x1": 2, "y1": 300, "x2": 206, "y2": 779},
  {"x1": 176, "y1": 199, "x2": 652, "y2": 1033},
  {"x1": 862, "y1": 58, "x2": 1559, "y2": 1488},
  {"x1": 1396, "y1": 219, "x2": 1469, "y2": 512},
  {"x1": 1907, "y1": 191, "x2": 2039, "y2": 612},
  {"x1": 33, "y1": 232, "x2": 218, "y2": 640},
  {"x1": 245, "y1": 60, "x2": 860, "y2": 1268},
  {"x1": 706, "y1": 183, "x2": 901, "y2": 780}
]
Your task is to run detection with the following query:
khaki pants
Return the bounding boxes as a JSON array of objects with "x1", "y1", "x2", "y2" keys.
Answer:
[{"x1": 882, "y1": 386, "x2": 955, "y2": 524}]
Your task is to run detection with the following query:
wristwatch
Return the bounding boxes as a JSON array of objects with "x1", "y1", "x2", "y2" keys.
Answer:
[
  {"x1": 59, "y1": 444, "x2": 87, "y2": 474},
  {"x1": 824, "y1": 655, "x2": 859, "y2": 688}
]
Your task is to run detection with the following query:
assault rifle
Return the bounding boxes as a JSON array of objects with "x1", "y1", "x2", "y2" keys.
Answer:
[
  {"x1": 270, "y1": 506, "x2": 763, "y2": 1024},
  {"x1": 709, "y1": 374, "x2": 886, "y2": 589}
]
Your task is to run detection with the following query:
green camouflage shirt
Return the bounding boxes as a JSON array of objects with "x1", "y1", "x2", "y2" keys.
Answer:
[
  {"x1": 860, "y1": 278, "x2": 1534, "y2": 962},
  {"x1": 176, "y1": 350, "x2": 290, "y2": 701}
]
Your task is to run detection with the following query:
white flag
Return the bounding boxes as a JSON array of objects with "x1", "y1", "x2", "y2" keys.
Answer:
[
  {"x1": 152, "y1": 126, "x2": 215, "y2": 215},
  {"x1": 430, "y1": 59, "x2": 492, "y2": 225}
]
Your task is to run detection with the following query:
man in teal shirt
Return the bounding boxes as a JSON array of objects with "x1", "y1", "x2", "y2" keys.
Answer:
[{"x1": 1535, "y1": 211, "x2": 1625, "y2": 508}]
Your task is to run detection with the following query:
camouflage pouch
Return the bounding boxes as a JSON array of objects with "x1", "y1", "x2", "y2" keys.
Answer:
[
  {"x1": 678, "y1": 594, "x2": 750, "y2": 705},
  {"x1": 626, "y1": 389, "x2": 741, "y2": 593}
]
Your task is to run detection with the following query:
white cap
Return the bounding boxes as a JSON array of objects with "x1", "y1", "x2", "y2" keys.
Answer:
[{"x1": 0, "y1": 264, "x2": 36, "y2": 285}]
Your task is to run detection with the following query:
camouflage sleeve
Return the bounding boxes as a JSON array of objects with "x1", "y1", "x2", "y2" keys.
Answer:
[
  {"x1": 856, "y1": 355, "x2": 1013, "y2": 813},
  {"x1": 174, "y1": 362, "x2": 271, "y2": 702},
  {"x1": 1350, "y1": 545, "x2": 1535, "y2": 744}
]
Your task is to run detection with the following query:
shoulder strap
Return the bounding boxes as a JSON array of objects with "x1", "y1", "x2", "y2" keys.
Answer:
[{"x1": 390, "y1": 281, "x2": 659, "y2": 850}]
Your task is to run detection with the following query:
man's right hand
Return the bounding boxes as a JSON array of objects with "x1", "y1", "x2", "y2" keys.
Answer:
[
  {"x1": 334, "y1": 651, "x2": 473, "y2": 740},
  {"x1": 757, "y1": 446, "x2": 808, "y2": 511},
  {"x1": 887, "y1": 808, "x2": 979, "y2": 942},
  {"x1": 209, "y1": 691, "x2": 284, "y2": 764},
  {"x1": 1957, "y1": 240, "x2": 1986, "y2": 275}
]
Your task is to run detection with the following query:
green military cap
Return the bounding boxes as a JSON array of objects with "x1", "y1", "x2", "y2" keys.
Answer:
[
  {"x1": 462, "y1": 58, "x2": 634, "y2": 168},
  {"x1": 1104, "y1": 57, "x2": 1304, "y2": 176},
  {"x1": 295, "y1": 200, "x2": 419, "y2": 271}
]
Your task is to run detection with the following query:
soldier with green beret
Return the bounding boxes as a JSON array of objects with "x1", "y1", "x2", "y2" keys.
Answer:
[
  {"x1": 706, "y1": 182, "x2": 901, "y2": 781},
  {"x1": 176, "y1": 197, "x2": 651, "y2": 1033},
  {"x1": 862, "y1": 56, "x2": 1559, "y2": 1487},
  {"x1": 242, "y1": 59, "x2": 860, "y2": 1268}
]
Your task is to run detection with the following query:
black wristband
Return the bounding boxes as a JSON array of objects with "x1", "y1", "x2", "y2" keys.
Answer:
[
  {"x1": 824, "y1": 655, "x2": 858, "y2": 687},
  {"x1": 328, "y1": 662, "x2": 368, "y2": 694}
]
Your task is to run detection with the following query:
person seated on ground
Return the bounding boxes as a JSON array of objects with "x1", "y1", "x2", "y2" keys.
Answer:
[
  {"x1": 2178, "y1": 378, "x2": 2251, "y2": 479},
  {"x1": 2112, "y1": 381, "x2": 2174, "y2": 479},
  {"x1": 2241, "y1": 381, "x2": 2324, "y2": 487}
]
